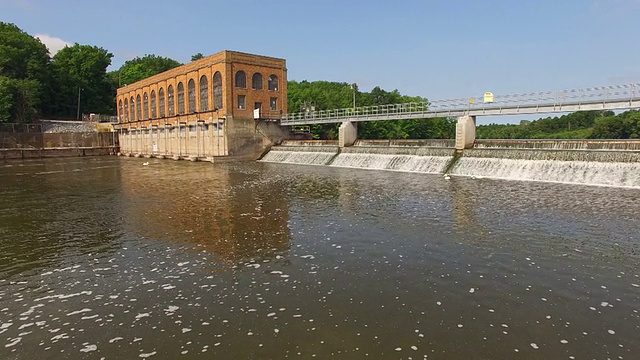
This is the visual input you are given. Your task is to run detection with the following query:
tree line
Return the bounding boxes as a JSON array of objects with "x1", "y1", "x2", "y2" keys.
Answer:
[
  {"x1": 0, "y1": 22, "x2": 182, "y2": 123},
  {"x1": 477, "y1": 110, "x2": 640, "y2": 139},
  {"x1": 2, "y1": 22, "x2": 638, "y2": 140}
]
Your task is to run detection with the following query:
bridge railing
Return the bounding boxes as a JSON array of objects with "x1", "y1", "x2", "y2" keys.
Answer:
[{"x1": 282, "y1": 83, "x2": 640, "y2": 125}]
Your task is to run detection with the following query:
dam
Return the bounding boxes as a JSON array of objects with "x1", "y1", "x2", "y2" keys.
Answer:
[{"x1": 260, "y1": 139, "x2": 640, "y2": 188}]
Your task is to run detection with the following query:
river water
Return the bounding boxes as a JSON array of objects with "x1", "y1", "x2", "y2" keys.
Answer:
[{"x1": 0, "y1": 157, "x2": 639, "y2": 359}]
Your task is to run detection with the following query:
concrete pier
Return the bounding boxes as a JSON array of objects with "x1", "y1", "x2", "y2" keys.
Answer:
[
  {"x1": 455, "y1": 115, "x2": 476, "y2": 150},
  {"x1": 338, "y1": 121, "x2": 358, "y2": 148}
]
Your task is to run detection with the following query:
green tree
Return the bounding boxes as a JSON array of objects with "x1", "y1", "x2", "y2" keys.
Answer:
[
  {"x1": 191, "y1": 53, "x2": 204, "y2": 61},
  {"x1": 0, "y1": 22, "x2": 52, "y2": 122},
  {"x1": 51, "y1": 43, "x2": 114, "y2": 118},
  {"x1": 115, "y1": 54, "x2": 182, "y2": 86}
]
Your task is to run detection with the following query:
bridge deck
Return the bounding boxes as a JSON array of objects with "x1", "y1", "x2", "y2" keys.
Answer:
[{"x1": 281, "y1": 84, "x2": 640, "y2": 125}]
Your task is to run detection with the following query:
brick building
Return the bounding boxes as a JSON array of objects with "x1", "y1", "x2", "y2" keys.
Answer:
[{"x1": 115, "y1": 51, "x2": 289, "y2": 160}]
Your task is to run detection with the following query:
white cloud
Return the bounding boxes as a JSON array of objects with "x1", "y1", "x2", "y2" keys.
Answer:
[{"x1": 35, "y1": 34, "x2": 71, "y2": 55}]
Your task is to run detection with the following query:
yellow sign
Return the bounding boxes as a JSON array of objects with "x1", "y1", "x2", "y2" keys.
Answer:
[
  {"x1": 483, "y1": 92, "x2": 494, "y2": 103},
  {"x1": 469, "y1": 98, "x2": 475, "y2": 104}
]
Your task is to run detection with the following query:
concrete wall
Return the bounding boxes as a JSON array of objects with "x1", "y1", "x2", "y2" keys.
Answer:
[
  {"x1": 0, "y1": 132, "x2": 116, "y2": 149},
  {"x1": 119, "y1": 118, "x2": 290, "y2": 161},
  {"x1": 0, "y1": 147, "x2": 114, "y2": 160}
]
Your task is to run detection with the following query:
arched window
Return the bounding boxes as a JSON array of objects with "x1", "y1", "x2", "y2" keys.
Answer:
[
  {"x1": 188, "y1": 79, "x2": 196, "y2": 113},
  {"x1": 143, "y1": 93, "x2": 149, "y2": 120},
  {"x1": 235, "y1": 71, "x2": 246, "y2": 88},
  {"x1": 213, "y1": 72, "x2": 222, "y2": 110},
  {"x1": 159, "y1": 88, "x2": 165, "y2": 118},
  {"x1": 268, "y1": 75, "x2": 278, "y2": 91},
  {"x1": 124, "y1": 98, "x2": 129, "y2": 121},
  {"x1": 118, "y1": 100, "x2": 123, "y2": 122},
  {"x1": 167, "y1": 85, "x2": 174, "y2": 116},
  {"x1": 199, "y1": 75, "x2": 208, "y2": 111},
  {"x1": 252, "y1": 73, "x2": 263, "y2": 90},
  {"x1": 177, "y1": 82, "x2": 185, "y2": 114},
  {"x1": 150, "y1": 91, "x2": 157, "y2": 118},
  {"x1": 130, "y1": 97, "x2": 135, "y2": 121},
  {"x1": 136, "y1": 95, "x2": 142, "y2": 120}
]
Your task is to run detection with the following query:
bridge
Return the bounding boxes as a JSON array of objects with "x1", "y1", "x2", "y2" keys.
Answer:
[{"x1": 280, "y1": 83, "x2": 640, "y2": 150}]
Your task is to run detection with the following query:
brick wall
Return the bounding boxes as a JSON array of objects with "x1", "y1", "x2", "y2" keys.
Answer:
[{"x1": 116, "y1": 50, "x2": 287, "y2": 126}]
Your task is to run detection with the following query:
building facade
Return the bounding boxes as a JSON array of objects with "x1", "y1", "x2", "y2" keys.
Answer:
[{"x1": 115, "y1": 51, "x2": 289, "y2": 160}]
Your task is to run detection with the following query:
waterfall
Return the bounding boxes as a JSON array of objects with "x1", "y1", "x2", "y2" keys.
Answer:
[
  {"x1": 451, "y1": 157, "x2": 640, "y2": 188},
  {"x1": 260, "y1": 151, "x2": 338, "y2": 165},
  {"x1": 329, "y1": 153, "x2": 451, "y2": 174},
  {"x1": 261, "y1": 139, "x2": 640, "y2": 188},
  {"x1": 259, "y1": 145, "x2": 339, "y2": 165},
  {"x1": 452, "y1": 149, "x2": 640, "y2": 188}
]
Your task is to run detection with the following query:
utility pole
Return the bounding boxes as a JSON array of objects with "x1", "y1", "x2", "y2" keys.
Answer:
[
  {"x1": 351, "y1": 83, "x2": 356, "y2": 110},
  {"x1": 77, "y1": 87, "x2": 82, "y2": 120}
]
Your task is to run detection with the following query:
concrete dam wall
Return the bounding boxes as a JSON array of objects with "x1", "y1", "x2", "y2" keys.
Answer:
[{"x1": 260, "y1": 139, "x2": 640, "y2": 188}]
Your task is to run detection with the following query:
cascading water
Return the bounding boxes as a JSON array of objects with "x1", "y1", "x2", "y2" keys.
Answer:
[
  {"x1": 330, "y1": 146, "x2": 454, "y2": 173},
  {"x1": 261, "y1": 140, "x2": 640, "y2": 188},
  {"x1": 259, "y1": 145, "x2": 339, "y2": 165},
  {"x1": 451, "y1": 148, "x2": 640, "y2": 188}
]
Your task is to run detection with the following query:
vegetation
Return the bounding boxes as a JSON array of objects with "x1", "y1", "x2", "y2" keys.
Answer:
[
  {"x1": 109, "y1": 54, "x2": 182, "y2": 87},
  {"x1": 477, "y1": 110, "x2": 640, "y2": 139},
  {"x1": 288, "y1": 80, "x2": 455, "y2": 139},
  {"x1": 1, "y1": 21, "x2": 639, "y2": 141},
  {"x1": 0, "y1": 22, "x2": 182, "y2": 122}
]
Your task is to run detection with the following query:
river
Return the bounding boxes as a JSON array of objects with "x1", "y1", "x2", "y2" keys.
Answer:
[{"x1": 0, "y1": 157, "x2": 639, "y2": 359}]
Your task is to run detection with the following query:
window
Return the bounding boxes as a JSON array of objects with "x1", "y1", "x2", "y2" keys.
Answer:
[
  {"x1": 130, "y1": 97, "x2": 135, "y2": 121},
  {"x1": 213, "y1": 72, "x2": 222, "y2": 110},
  {"x1": 159, "y1": 88, "x2": 165, "y2": 117},
  {"x1": 177, "y1": 82, "x2": 185, "y2": 114},
  {"x1": 167, "y1": 85, "x2": 174, "y2": 116},
  {"x1": 254, "y1": 102, "x2": 261, "y2": 110},
  {"x1": 136, "y1": 95, "x2": 142, "y2": 120},
  {"x1": 235, "y1": 71, "x2": 246, "y2": 88},
  {"x1": 252, "y1": 73, "x2": 263, "y2": 90},
  {"x1": 150, "y1": 91, "x2": 157, "y2": 118},
  {"x1": 118, "y1": 100, "x2": 123, "y2": 121},
  {"x1": 143, "y1": 93, "x2": 149, "y2": 120},
  {"x1": 268, "y1": 74, "x2": 278, "y2": 91},
  {"x1": 237, "y1": 95, "x2": 246, "y2": 110},
  {"x1": 199, "y1": 75, "x2": 208, "y2": 111},
  {"x1": 124, "y1": 98, "x2": 129, "y2": 121},
  {"x1": 270, "y1": 97, "x2": 277, "y2": 111},
  {"x1": 188, "y1": 79, "x2": 196, "y2": 113}
]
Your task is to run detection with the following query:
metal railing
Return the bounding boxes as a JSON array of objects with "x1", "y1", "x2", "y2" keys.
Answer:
[{"x1": 282, "y1": 83, "x2": 640, "y2": 125}]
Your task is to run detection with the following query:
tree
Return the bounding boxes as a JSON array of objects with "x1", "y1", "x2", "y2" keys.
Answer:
[
  {"x1": 0, "y1": 22, "x2": 52, "y2": 122},
  {"x1": 191, "y1": 53, "x2": 204, "y2": 61},
  {"x1": 115, "y1": 55, "x2": 182, "y2": 86},
  {"x1": 51, "y1": 44, "x2": 114, "y2": 117}
]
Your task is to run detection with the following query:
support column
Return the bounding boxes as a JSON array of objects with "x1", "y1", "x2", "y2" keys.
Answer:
[
  {"x1": 455, "y1": 115, "x2": 476, "y2": 150},
  {"x1": 338, "y1": 121, "x2": 357, "y2": 148}
]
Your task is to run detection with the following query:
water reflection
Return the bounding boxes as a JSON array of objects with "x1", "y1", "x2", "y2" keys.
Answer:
[
  {"x1": 0, "y1": 157, "x2": 125, "y2": 277},
  {"x1": 119, "y1": 159, "x2": 291, "y2": 264}
]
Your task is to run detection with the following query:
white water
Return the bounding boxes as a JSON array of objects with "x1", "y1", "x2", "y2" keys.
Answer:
[
  {"x1": 261, "y1": 143, "x2": 640, "y2": 188},
  {"x1": 260, "y1": 151, "x2": 336, "y2": 165},
  {"x1": 451, "y1": 157, "x2": 640, "y2": 188},
  {"x1": 329, "y1": 153, "x2": 450, "y2": 174}
]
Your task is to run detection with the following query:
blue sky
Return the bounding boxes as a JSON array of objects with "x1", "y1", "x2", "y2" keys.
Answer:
[{"x1": 2, "y1": 0, "x2": 640, "y2": 123}]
